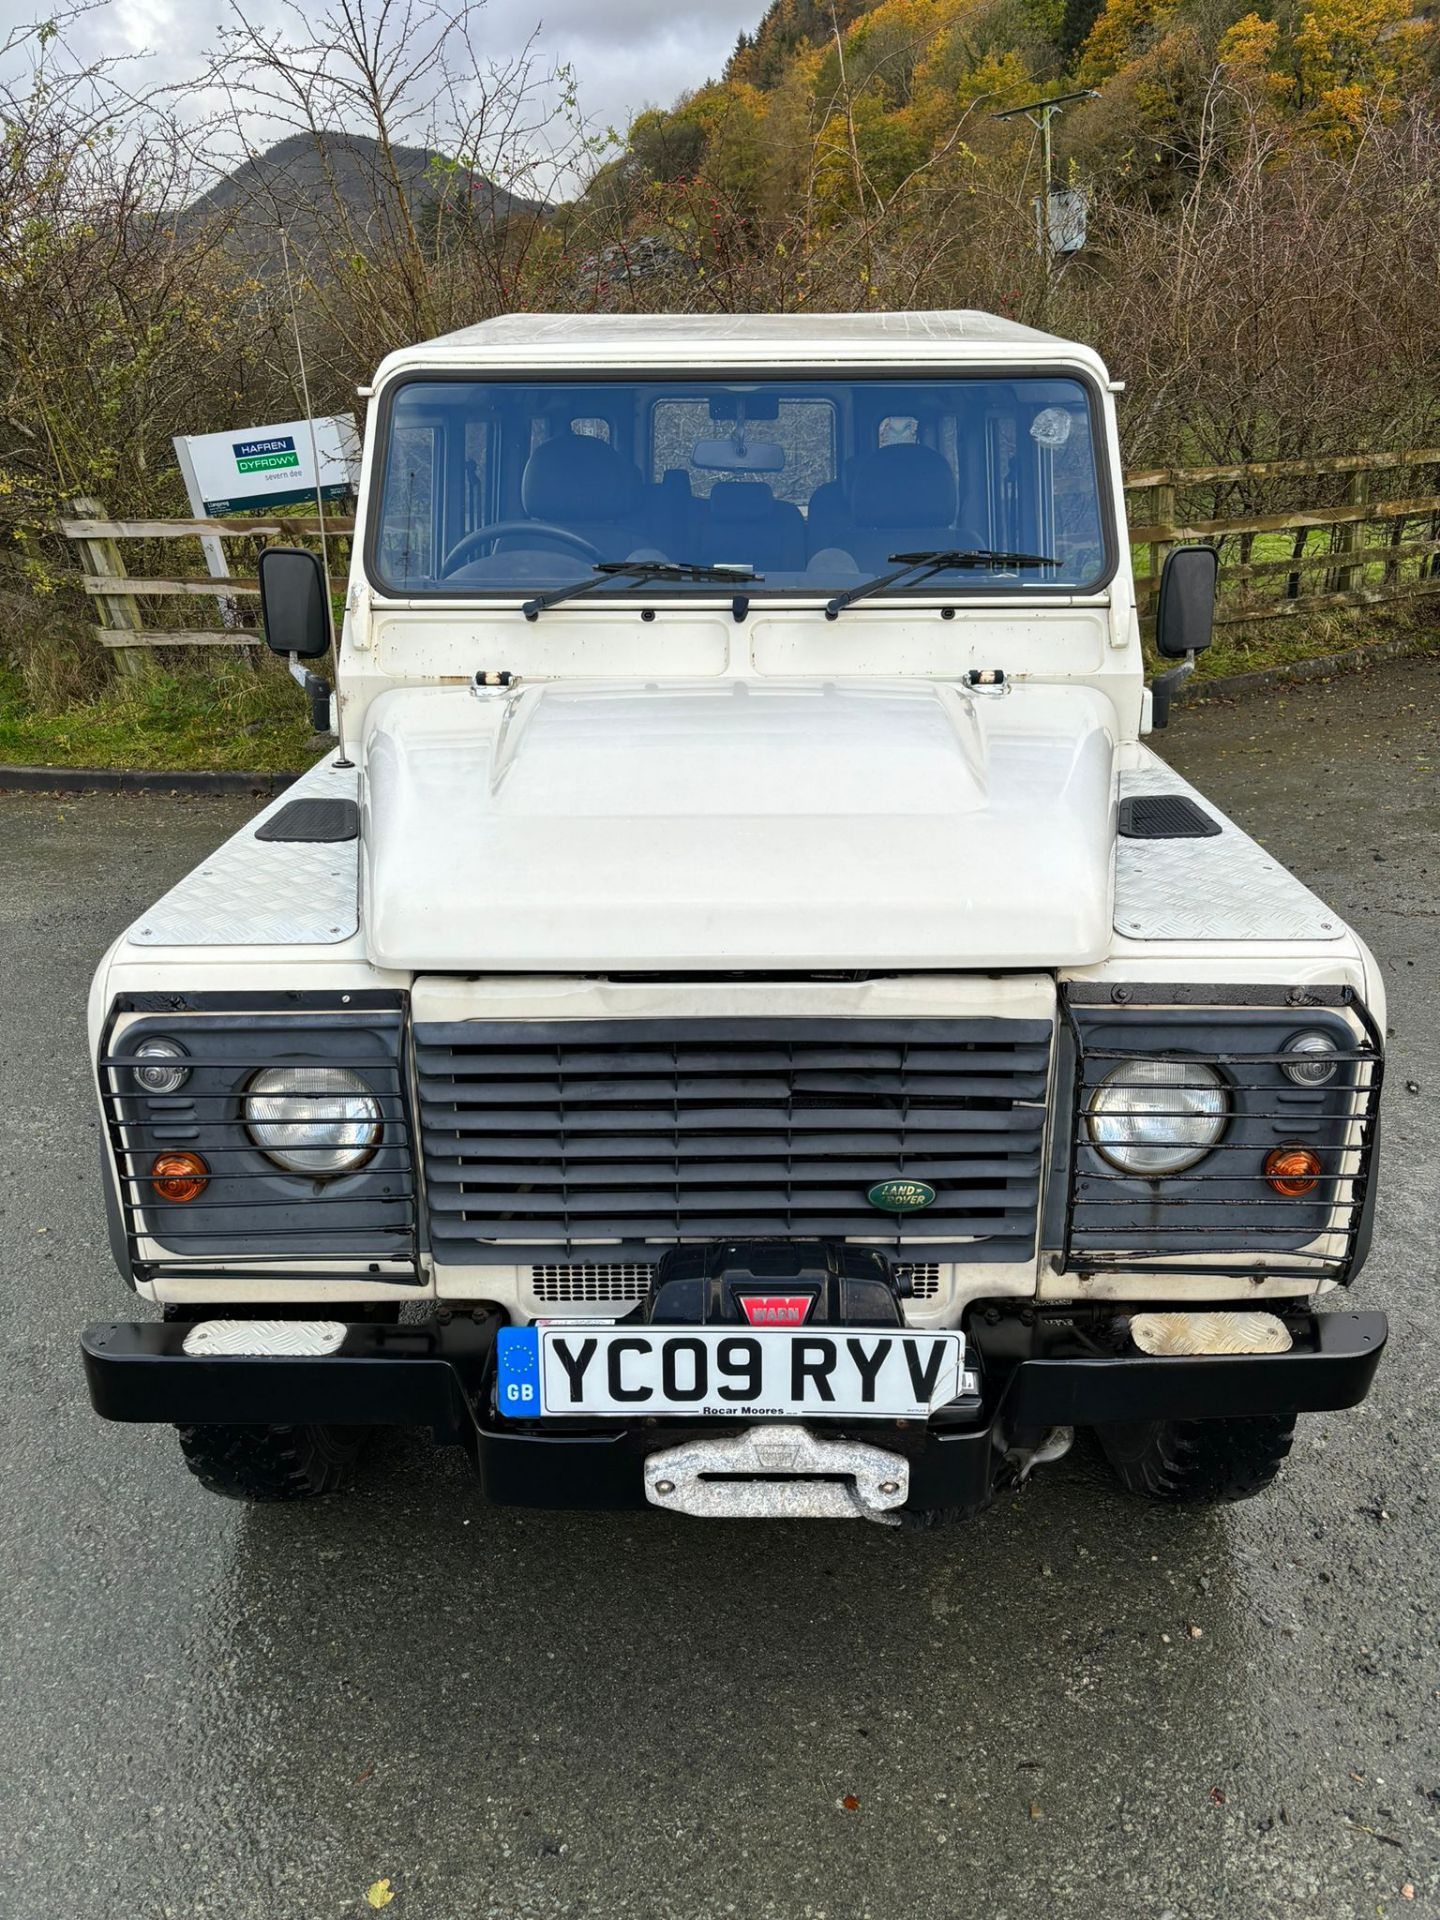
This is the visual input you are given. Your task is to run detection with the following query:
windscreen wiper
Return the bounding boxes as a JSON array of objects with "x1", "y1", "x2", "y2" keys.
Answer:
[
  {"x1": 523, "y1": 559, "x2": 760, "y2": 621},
  {"x1": 823, "y1": 548, "x2": 1058, "y2": 619}
]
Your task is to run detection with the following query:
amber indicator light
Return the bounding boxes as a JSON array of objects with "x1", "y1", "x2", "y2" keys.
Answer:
[
  {"x1": 1264, "y1": 1146, "x2": 1322, "y2": 1197},
  {"x1": 150, "y1": 1150, "x2": 210, "y2": 1202}
]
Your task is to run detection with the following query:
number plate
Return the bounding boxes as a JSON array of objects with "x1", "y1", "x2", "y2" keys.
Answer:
[{"x1": 496, "y1": 1326, "x2": 973, "y2": 1420}]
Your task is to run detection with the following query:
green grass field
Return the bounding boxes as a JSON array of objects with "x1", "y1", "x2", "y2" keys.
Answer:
[{"x1": 0, "y1": 656, "x2": 316, "y2": 773}]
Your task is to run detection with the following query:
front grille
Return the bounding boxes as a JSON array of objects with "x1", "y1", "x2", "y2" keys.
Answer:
[
  {"x1": 415, "y1": 1018, "x2": 1051, "y2": 1265},
  {"x1": 1063, "y1": 997, "x2": 1381, "y2": 1283}
]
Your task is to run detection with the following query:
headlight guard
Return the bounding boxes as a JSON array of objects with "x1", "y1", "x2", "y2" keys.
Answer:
[
  {"x1": 98, "y1": 998, "x2": 417, "y2": 1283},
  {"x1": 1062, "y1": 987, "x2": 1382, "y2": 1286}
]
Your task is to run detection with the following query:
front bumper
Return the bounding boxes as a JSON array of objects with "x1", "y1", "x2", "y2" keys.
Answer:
[{"x1": 82, "y1": 1308, "x2": 1386, "y2": 1514}]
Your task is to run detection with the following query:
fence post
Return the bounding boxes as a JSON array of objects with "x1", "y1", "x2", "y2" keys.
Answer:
[
  {"x1": 1149, "y1": 480, "x2": 1175, "y2": 585},
  {"x1": 66, "y1": 494, "x2": 149, "y2": 677},
  {"x1": 1336, "y1": 470, "x2": 1368, "y2": 595},
  {"x1": 1284, "y1": 527, "x2": 1309, "y2": 601}
]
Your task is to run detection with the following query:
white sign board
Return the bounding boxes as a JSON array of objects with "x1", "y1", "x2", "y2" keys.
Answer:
[{"x1": 173, "y1": 414, "x2": 360, "y2": 516}]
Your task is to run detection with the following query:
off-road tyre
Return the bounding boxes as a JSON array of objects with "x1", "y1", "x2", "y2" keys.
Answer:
[
  {"x1": 1095, "y1": 1414, "x2": 1296, "y2": 1505},
  {"x1": 176, "y1": 1423, "x2": 367, "y2": 1501}
]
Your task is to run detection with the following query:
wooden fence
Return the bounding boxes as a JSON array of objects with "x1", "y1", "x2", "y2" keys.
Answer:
[
  {"x1": 1129, "y1": 447, "x2": 1440, "y2": 628},
  {"x1": 57, "y1": 445, "x2": 1440, "y2": 668}
]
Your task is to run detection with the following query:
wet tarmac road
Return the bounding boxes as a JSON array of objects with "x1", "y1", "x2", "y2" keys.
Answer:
[{"x1": 1, "y1": 660, "x2": 1437, "y2": 1920}]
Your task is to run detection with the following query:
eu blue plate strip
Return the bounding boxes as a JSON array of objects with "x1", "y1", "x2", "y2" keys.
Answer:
[{"x1": 496, "y1": 1325, "x2": 541, "y2": 1419}]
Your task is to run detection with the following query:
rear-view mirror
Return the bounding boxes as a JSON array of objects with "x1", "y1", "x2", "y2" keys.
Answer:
[
  {"x1": 1155, "y1": 544, "x2": 1218, "y2": 660},
  {"x1": 258, "y1": 546, "x2": 331, "y2": 659},
  {"x1": 692, "y1": 437, "x2": 786, "y2": 474}
]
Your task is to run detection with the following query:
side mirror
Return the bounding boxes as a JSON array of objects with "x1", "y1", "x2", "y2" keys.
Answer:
[
  {"x1": 258, "y1": 546, "x2": 331, "y2": 659},
  {"x1": 1154, "y1": 543, "x2": 1218, "y2": 660},
  {"x1": 1149, "y1": 544, "x2": 1218, "y2": 728}
]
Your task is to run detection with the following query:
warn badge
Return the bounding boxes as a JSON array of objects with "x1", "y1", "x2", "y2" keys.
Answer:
[
  {"x1": 736, "y1": 1294, "x2": 814, "y2": 1327},
  {"x1": 867, "y1": 1178, "x2": 937, "y2": 1214}
]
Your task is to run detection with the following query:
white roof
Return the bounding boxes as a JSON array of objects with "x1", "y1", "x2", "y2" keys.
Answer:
[{"x1": 371, "y1": 309, "x2": 1110, "y2": 385}]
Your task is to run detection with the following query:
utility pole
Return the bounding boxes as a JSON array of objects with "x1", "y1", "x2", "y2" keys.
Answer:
[{"x1": 994, "y1": 89, "x2": 1098, "y2": 318}]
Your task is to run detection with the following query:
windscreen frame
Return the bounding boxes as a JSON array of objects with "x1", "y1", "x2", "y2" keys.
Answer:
[{"x1": 361, "y1": 364, "x2": 1121, "y2": 603}]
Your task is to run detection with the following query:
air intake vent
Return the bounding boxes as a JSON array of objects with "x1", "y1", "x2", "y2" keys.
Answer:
[
  {"x1": 896, "y1": 1262, "x2": 942, "y2": 1299},
  {"x1": 532, "y1": 1262, "x2": 655, "y2": 1303},
  {"x1": 415, "y1": 1018, "x2": 1051, "y2": 1266}
]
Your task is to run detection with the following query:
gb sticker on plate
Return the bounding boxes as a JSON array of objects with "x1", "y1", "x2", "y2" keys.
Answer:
[{"x1": 496, "y1": 1325, "x2": 541, "y2": 1417}]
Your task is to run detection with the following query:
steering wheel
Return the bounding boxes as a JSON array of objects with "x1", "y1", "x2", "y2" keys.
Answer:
[{"x1": 442, "y1": 521, "x2": 602, "y2": 574}]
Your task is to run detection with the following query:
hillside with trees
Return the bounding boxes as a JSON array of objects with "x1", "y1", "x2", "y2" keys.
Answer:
[
  {"x1": 1, "y1": 0, "x2": 1437, "y2": 767},
  {"x1": 583, "y1": 0, "x2": 1440, "y2": 464}
]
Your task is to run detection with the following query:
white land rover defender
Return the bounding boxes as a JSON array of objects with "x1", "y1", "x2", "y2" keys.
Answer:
[{"x1": 82, "y1": 312, "x2": 1386, "y2": 1522}]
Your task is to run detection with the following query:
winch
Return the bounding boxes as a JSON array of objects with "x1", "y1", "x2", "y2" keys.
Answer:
[{"x1": 644, "y1": 1241, "x2": 911, "y2": 1329}]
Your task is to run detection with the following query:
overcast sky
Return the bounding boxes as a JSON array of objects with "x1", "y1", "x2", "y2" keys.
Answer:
[{"x1": 31, "y1": 0, "x2": 762, "y2": 149}]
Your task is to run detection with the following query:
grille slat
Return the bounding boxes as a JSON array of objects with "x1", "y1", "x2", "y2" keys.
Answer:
[
  {"x1": 428, "y1": 1187, "x2": 1040, "y2": 1218},
  {"x1": 418, "y1": 1072, "x2": 1048, "y2": 1104},
  {"x1": 423, "y1": 1154, "x2": 1040, "y2": 1186},
  {"x1": 419, "y1": 1129, "x2": 1031, "y2": 1159},
  {"x1": 417, "y1": 1018, "x2": 1050, "y2": 1265},
  {"x1": 416, "y1": 1104, "x2": 1042, "y2": 1137},
  {"x1": 416, "y1": 1044, "x2": 1050, "y2": 1073}
]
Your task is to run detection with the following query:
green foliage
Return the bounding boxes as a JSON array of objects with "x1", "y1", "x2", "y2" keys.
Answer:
[
  {"x1": 615, "y1": 0, "x2": 1435, "y2": 222},
  {"x1": 0, "y1": 650, "x2": 315, "y2": 773}
]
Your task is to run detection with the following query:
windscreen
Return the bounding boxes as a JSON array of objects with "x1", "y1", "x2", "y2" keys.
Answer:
[{"x1": 371, "y1": 373, "x2": 1109, "y2": 597}]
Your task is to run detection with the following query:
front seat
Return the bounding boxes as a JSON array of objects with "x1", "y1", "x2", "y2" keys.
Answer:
[
  {"x1": 516, "y1": 432, "x2": 651, "y2": 559},
  {"x1": 842, "y1": 443, "x2": 960, "y2": 569},
  {"x1": 702, "y1": 482, "x2": 806, "y2": 574}
]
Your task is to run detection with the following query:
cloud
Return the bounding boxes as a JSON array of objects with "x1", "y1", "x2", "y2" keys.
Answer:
[{"x1": 28, "y1": 0, "x2": 759, "y2": 141}]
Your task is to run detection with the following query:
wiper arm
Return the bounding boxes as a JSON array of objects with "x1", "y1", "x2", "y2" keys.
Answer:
[
  {"x1": 523, "y1": 559, "x2": 760, "y2": 621},
  {"x1": 823, "y1": 548, "x2": 1058, "y2": 619}
]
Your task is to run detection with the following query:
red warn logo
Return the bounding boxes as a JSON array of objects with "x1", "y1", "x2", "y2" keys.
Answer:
[{"x1": 737, "y1": 1294, "x2": 814, "y2": 1327}]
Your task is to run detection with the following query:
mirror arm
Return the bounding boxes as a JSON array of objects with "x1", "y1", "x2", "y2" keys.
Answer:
[
  {"x1": 287, "y1": 652, "x2": 334, "y2": 733},
  {"x1": 1150, "y1": 649, "x2": 1195, "y2": 729}
]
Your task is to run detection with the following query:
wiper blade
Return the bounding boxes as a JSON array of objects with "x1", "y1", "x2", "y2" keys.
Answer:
[
  {"x1": 523, "y1": 559, "x2": 760, "y2": 620},
  {"x1": 823, "y1": 548, "x2": 1058, "y2": 618}
]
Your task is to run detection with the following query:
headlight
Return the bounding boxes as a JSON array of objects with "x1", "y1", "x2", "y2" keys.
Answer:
[
  {"x1": 1087, "y1": 1059, "x2": 1228, "y2": 1175},
  {"x1": 1281, "y1": 1031, "x2": 1338, "y2": 1086},
  {"x1": 245, "y1": 1066, "x2": 382, "y2": 1175},
  {"x1": 133, "y1": 1037, "x2": 190, "y2": 1094}
]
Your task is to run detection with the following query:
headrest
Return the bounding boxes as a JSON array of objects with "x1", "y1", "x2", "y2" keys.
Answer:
[
  {"x1": 707, "y1": 482, "x2": 776, "y2": 523},
  {"x1": 521, "y1": 432, "x2": 641, "y2": 522},
  {"x1": 847, "y1": 444, "x2": 957, "y2": 529}
]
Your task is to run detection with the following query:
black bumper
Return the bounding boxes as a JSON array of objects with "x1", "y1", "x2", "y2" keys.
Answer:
[{"x1": 81, "y1": 1308, "x2": 1387, "y2": 1514}]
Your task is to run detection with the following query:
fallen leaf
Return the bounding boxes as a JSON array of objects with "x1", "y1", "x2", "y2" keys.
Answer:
[
  {"x1": 354, "y1": 1769, "x2": 375, "y2": 1786},
  {"x1": 841, "y1": 1794, "x2": 860, "y2": 1812},
  {"x1": 1029, "y1": 1801, "x2": 1042, "y2": 1821},
  {"x1": 1209, "y1": 1786, "x2": 1227, "y2": 1805},
  {"x1": 365, "y1": 1879, "x2": 395, "y2": 1909}
]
